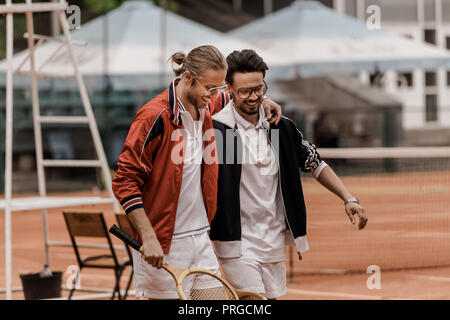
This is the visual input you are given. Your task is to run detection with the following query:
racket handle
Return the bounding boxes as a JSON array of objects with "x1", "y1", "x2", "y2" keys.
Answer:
[{"x1": 109, "y1": 224, "x2": 143, "y2": 253}]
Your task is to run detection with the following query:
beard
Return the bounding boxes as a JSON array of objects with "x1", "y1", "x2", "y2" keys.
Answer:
[
  {"x1": 187, "y1": 84, "x2": 209, "y2": 109},
  {"x1": 235, "y1": 98, "x2": 261, "y2": 115}
]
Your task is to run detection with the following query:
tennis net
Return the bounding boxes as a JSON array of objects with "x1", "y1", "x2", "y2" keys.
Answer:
[{"x1": 288, "y1": 146, "x2": 450, "y2": 276}]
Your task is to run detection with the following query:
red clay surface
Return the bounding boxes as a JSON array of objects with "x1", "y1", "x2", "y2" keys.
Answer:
[{"x1": 1, "y1": 170, "x2": 449, "y2": 300}]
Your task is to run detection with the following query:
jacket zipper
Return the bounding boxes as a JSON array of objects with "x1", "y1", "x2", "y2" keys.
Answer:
[{"x1": 267, "y1": 129, "x2": 303, "y2": 260}]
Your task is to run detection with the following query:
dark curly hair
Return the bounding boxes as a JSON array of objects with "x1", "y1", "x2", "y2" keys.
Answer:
[{"x1": 225, "y1": 49, "x2": 268, "y2": 85}]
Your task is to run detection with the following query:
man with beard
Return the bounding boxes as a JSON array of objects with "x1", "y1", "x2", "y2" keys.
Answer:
[
  {"x1": 112, "y1": 45, "x2": 282, "y2": 299},
  {"x1": 210, "y1": 49, "x2": 368, "y2": 299}
]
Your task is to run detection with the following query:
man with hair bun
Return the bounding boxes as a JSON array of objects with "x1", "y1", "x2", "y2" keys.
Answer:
[
  {"x1": 210, "y1": 49, "x2": 368, "y2": 299},
  {"x1": 112, "y1": 45, "x2": 282, "y2": 299}
]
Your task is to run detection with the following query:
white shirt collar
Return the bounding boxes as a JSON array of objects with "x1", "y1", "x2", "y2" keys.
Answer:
[
  {"x1": 232, "y1": 104, "x2": 268, "y2": 130},
  {"x1": 177, "y1": 98, "x2": 204, "y2": 138}
]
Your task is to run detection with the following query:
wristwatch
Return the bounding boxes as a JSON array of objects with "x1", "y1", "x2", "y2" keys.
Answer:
[{"x1": 344, "y1": 197, "x2": 359, "y2": 205}]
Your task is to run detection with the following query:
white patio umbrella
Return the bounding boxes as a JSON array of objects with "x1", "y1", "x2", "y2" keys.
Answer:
[
  {"x1": 0, "y1": 0, "x2": 282, "y2": 300},
  {"x1": 230, "y1": 0, "x2": 450, "y2": 79},
  {"x1": 0, "y1": 0, "x2": 270, "y2": 90}
]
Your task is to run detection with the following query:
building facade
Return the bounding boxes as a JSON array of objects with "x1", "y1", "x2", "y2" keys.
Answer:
[
  {"x1": 335, "y1": 0, "x2": 450, "y2": 130},
  {"x1": 232, "y1": 0, "x2": 450, "y2": 130}
]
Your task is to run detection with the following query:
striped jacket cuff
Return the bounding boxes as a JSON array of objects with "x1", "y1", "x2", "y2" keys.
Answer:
[
  {"x1": 121, "y1": 195, "x2": 144, "y2": 214},
  {"x1": 313, "y1": 161, "x2": 328, "y2": 179}
]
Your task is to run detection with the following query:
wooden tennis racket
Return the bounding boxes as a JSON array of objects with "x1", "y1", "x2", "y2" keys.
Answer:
[{"x1": 109, "y1": 224, "x2": 266, "y2": 300}]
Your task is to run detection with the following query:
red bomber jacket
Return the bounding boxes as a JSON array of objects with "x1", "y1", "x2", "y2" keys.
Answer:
[{"x1": 112, "y1": 78, "x2": 229, "y2": 254}]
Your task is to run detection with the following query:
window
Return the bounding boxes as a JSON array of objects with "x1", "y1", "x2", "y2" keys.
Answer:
[
  {"x1": 425, "y1": 94, "x2": 438, "y2": 122},
  {"x1": 425, "y1": 72, "x2": 437, "y2": 87},
  {"x1": 424, "y1": 29, "x2": 436, "y2": 45},
  {"x1": 445, "y1": 38, "x2": 450, "y2": 85},
  {"x1": 242, "y1": 0, "x2": 264, "y2": 17},
  {"x1": 397, "y1": 73, "x2": 413, "y2": 88},
  {"x1": 273, "y1": 0, "x2": 294, "y2": 12},
  {"x1": 446, "y1": 36, "x2": 450, "y2": 50},
  {"x1": 370, "y1": 72, "x2": 384, "y2": 87}
]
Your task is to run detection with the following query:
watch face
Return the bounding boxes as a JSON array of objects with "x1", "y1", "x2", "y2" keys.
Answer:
[{"x1": 345, "y1": 197, "x2": 359, "y2": 205}]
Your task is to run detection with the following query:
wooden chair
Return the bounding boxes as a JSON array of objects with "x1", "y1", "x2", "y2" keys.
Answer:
[{"x1": 62, "y1": 211, "x2": 132, "y2": 300}]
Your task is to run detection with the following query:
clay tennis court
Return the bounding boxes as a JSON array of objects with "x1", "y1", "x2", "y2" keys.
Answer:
[{"x1": 1, "y1": 170, "x2": 450, "y2": 300}]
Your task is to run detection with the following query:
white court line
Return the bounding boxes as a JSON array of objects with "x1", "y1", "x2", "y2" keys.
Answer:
[
  {"x1": 0, "y1": 269, "x2": 131, "y2": 281},
  {"x1": 294, "y1": 268, "x2": 348, "y2": 275},
  {"x1": 286, "y1": 288, "x2": 418, "y2": 300},
  {"x1": 71, "y1": 273, "x2": 131, "y2": 281},
  {"x1": 286, "y1": 287, "x2": 384, "y2": 300},
  {"x1": 405, "y1": 274, "x2": 450, "y2": 283}
]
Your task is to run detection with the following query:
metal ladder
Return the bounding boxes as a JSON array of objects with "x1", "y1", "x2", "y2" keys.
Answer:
[{"x1": 1, "y1": 0, "x2": 120, "y2": 299}]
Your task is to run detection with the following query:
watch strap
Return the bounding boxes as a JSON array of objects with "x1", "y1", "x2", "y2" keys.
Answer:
[{"x1": 344, "y1": 197, "x2": 359, "y2": 205}]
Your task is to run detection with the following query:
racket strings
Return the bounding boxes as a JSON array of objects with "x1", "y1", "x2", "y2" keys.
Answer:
[
  {"x1": 237, "y1": 293, "x2": 265, "y2": 300},
  {"x1": 182, "y1": 272, "x2": 236, "y2": 300}
]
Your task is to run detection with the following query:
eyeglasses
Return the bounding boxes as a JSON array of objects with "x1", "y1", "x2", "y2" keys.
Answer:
[
  {"x1": 193, "y1": 78, "x2": 228, "y2": 96},
  {"x1": 235, "y1": 81, "x2": 268, "y2": 100}
]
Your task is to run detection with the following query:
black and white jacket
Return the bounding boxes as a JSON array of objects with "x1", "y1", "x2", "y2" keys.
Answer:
[{"x1": 209, "y1": 102, "x2": 328, "y2": 259}]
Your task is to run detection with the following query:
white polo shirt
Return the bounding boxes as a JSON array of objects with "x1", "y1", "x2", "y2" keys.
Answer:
[
  {"x1": 232, "y1": 106, "x2": 287, "y2": 263},
  {"x1": 172, "y1": 100, "x2": 209, "y2": 239}
]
